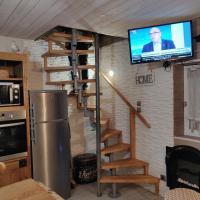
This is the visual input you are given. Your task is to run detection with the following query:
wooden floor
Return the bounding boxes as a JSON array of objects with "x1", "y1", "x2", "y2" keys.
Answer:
[{"x1": 70, "y1": 183, "x2": 164, "y2": 200}]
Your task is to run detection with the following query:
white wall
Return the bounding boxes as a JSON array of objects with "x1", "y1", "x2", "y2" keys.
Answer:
[
  {"x1": 0, "y1": 35, "x2": 46, "y2": 90},
  {"x1": 0, "y1": 35, "x2": 74, "y2": 90},
  {"x1": 100, "y1": 40, "x2": 174, "y2": 196}
]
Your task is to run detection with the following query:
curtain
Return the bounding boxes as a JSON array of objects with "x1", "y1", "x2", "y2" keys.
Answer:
[{"x1": 187, "y1": 68, "x2": 200, "y2": 132}]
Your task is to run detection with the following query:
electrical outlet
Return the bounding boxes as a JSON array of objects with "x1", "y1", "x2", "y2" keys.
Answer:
[
  {"x1": 137, "y1": 101, "x2": 141, "y2": 106},
  {"x1": 160, "y1": 174, "x2": 166, "y2": 182}
]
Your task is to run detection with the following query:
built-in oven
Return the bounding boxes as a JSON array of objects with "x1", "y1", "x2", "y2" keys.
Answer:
[
  {"x1": 0, "y1": 82, "x2": 21, "y2": 106},
  {"x1": 0, "y1": 110, "x2": 27, "y2": 161}
]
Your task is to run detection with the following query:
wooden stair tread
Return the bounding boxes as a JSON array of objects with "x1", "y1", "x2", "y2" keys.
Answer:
[
  {"x1": 101, "y1": 158, "x2": 148, "y2": 169},
  {"x1": 47, "y1": 36, "x2": 71, "y2": 43},
  {"x1": 46, "y1": 80, "x2": 74, "y2": 85},
  {"x1": 77, "y1": 35, "x2": 94, "y2": 42},
  {"x1": 92, "y1": 118, "x2": 109, "y2": 127},
  {"x1": 42, "y1": 50, "x2": 94, "y2": 57},
  {"x1": 86, "y1": 105, "x2": 96, "y2": 111},
  {"x1": 82, "y1": 91, "x2": 102, "y2": 97},
  {"x1": 42, "y1": 50, "x2": 72, "y2": 57},
  {"x1": 78, "y1": 79, "x2": 96, "y2": 83},
  {"x1": 51, "y1": 32, "x2": 71, "y2": 38},
  {"x1": 76, "y1": 50, "x2": 95, "y2": 55},
  {"x1": 100, "y1": 119, "x2": 109, "y2": 126},
  {"x1": 101, "y1": 128, "x2": 122, "y2": 142},
  {"x1": 100, "y1": 175, "x2": 159, "y2": 184},
  {"x1": 79, "y1": 104, "x2": 100, "y2": 111},
  {"x1": 46, "y1": 32, "x2": 94, "y2": 43},
  {"x1": 44, "y1": 66, "x2": 73, "y2": 72},
  {"x1": 78, "y1": 65, "x2": 96, "y2": 70},
  {"x1": 101, "y1": 143, "x2": 130, "y2": 155},
  {"x1": 49, "y1": 33, "x2": 94, "y2": 43}
]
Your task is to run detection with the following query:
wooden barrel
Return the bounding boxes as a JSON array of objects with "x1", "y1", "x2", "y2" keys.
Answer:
[{"x1": 73, "y1": 153, "x2": 97, "y2": 184}]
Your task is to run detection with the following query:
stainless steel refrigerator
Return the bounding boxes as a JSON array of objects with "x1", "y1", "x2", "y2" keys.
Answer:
[{"x1": 29, "y1": 90, "x2": 71, "y2": 199}]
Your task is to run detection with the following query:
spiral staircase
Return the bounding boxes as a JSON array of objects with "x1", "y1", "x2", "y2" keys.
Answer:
[{"x1": 40, "y1": 28, "x2": 160, "y2": 197}]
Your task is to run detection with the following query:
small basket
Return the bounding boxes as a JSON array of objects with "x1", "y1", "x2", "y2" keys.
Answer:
[{"x1": 73, "y1": 153, "x2": 97, "y2": 184}]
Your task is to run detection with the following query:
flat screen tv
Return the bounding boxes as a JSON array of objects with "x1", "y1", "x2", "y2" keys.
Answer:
[{"x1": 128, "y1": 21, "x2": 193, "y2": 64}]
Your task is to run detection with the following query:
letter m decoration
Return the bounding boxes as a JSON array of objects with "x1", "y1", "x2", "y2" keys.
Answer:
[{"x1": 135, "y1": 72, "x2": 155, "y2": 86}]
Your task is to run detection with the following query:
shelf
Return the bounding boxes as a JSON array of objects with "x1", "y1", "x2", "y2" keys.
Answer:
[
  {"x1": 0, "y1": 106, "x2": 25, "y2": 112},
  {"x1": 0, "y1": 52, "x2": 27, "y2": 61},
  {"x1": 4, "y1": 156, "x2": 27, "y2": 164},
  {"x1": 0, "y1": 78, "x2": 23, "y2": 81},
  {"x1": 174, "y1": 136, "x2": 200, "y2": 143},
  {"x1": 175, "y1": 59, "x2": 200, "y2": 66}
]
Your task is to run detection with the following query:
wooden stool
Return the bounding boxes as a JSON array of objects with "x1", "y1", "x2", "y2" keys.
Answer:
[{"x1": 164, "y1": 188, "x2": 200, "y2": 200}]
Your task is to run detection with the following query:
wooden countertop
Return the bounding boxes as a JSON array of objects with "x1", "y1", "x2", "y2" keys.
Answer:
[{"x1": 0, "y1": 179, "x2": 63, "y2": 200}]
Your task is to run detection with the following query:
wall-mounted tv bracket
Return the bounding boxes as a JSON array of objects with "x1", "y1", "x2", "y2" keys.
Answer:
[
  {"x1": 194, "y1": 35, "x2": 200, "y2": 42},
  {"x1": 163, "y1": 60, "x2": 172, "y2": 71}
]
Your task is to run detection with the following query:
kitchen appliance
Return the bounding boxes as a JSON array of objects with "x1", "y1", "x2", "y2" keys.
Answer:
[
  {"x1": 0, "y1": 110, "x2": 27, "y2": 161},
  {"x1": 0, "y1": 82, "x2": 21, "y2": 106},
  {"x1": 29, "y1": 90, "x2": 71, "y2": 199}
]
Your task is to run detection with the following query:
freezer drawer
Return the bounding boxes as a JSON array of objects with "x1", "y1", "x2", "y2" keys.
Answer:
[
  {"x1": 29, "y1": 90, "x2": 68, "y2": 122},
  {"x1": 31, "y1": 119, "x2": 71, "y2": 199}
]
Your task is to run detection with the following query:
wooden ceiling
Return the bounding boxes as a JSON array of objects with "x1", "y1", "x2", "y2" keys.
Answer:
[{"x1": 0, "y1": 0, "x2": 200, "y2": 40}]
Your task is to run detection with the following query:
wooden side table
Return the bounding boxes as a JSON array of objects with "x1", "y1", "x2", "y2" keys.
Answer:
[
  {"x1": 0, "y1": 162, "x2": 6, "y2": 174},
  {"x1": 164, "y1": 188, "x2": 200, "y2": 200}
]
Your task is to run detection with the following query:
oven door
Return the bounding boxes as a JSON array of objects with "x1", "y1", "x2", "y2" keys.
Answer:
[{"x1": 0, "y1": 120, "x2": 27, "y2": 161}]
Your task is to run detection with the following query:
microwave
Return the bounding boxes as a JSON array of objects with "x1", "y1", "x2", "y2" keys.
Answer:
[{"x1": 0, "y1": 82, "x2": 21, "y2": 106}]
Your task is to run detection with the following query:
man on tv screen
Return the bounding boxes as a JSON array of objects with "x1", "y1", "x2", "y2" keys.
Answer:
[{"x1": 142, "y1": 27, "x2": 176, "y2": 53}]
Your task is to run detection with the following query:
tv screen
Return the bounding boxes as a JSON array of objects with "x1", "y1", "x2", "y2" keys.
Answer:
[{"x1": 128, "y1": 21, "x2": 193, "y2": 64}]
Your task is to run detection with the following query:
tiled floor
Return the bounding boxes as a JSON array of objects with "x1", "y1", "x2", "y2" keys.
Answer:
[{"x1": 69, "y1": 183, "x2": 164, "y2": 200}]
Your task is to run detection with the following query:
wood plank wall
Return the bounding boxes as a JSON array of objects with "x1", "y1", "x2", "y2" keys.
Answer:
[{"x1": 173, "y1": 64, "x2": 184, "y2": 137}]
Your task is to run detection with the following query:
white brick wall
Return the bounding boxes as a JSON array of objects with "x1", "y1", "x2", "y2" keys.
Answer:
[{"x1": 100, "y1": 40, "x2": 174, "y2": 195}]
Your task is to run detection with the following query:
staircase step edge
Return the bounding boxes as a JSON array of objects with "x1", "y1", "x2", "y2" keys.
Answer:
[
  {"x1": 100, "y1": 175, "x2": 160, "y2": 184},
  {"x1": 101, "y1": 159, "x2": 148, "y2": 169}
]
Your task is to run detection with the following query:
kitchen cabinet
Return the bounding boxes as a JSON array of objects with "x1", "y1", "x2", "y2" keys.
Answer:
[{"x1": 0, "y1": 52, "x2": 31, "y2": 187}]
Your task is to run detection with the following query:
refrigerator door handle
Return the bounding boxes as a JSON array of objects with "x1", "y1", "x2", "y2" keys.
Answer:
[
  {"x1": 30, "y1": 104, "x2": 36, "y2": 144},
  {"x1": 68, "y1": 121, "x2": 71, "y2": 139}
]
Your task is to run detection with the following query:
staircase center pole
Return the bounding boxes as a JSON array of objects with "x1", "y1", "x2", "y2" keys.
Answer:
[
  {"x1": 71, "y1": 29, "x2": 78, "y2": 93},
  {"x1": 108, "y1": 153, "x2": 121, "y2": 198},
  {"x1": 95, "y1": 33, "x2": 102, "y2": 197}
]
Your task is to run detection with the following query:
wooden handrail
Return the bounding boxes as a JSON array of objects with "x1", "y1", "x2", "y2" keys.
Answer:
[{"x1": 101, "y1": 72, "x2": 151, "y2": 128}]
